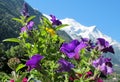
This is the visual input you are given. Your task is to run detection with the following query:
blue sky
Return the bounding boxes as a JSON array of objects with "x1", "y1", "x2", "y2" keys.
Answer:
[{"x1": 25, "y1": 0, "x2": 120, "y2": 42}]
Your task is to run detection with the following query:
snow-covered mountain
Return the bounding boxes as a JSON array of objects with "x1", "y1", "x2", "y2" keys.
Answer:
[{"x1": 60, "y1": 18, "x2": 120, "y2": 72}]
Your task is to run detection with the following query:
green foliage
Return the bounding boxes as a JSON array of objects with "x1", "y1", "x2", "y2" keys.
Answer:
[
  {"x1": 16, "y1": 64, "x2": 25, "y2": 72},
  {"x1": 55, "y1": 24, "x2": 68, "y2": 30},
  {"x1": 3, "y1": 38, "x2": 20, "y2": 43},
  {"x1": 12, "y1": 17, "x2": 25, "y2": 25},
  {"x1": 1, "y1": 11, "x2": 69, "y2": 81},
  {"x1": 5, "y1": 45, "x2": 26, "y2": 58},
  {"x1": 0, "y1": 43, "x2": 5, "y2": 54},
  {"x1": 41, "y1": 16, "x2": 52, "y2": 28},
  {"x1": 0, "y1": 72, "x2": 11, "y2": 82},
  {"x1": 26, "y1": 16, "x2": 36, "y2": 23}
]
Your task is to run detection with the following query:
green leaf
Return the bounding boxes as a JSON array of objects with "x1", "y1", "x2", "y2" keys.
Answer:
[
  {"x1": 0, "y1": 72, "x2": 11, "y2": 79},
  {"x1": 12, "y1": 18, "x2": 24, "y2": 25},
  {"x1": 26, "y1": 15, "x2": 36, "y2": 23},
  {"x1": 73, "y1": 69, "x2": 82, "y2": 74},
  {"x1": 16, "y1": 64, "x2": 26, "y2": 72},
  {"x1": 20, "y1": 16, "x2": 26, "y2": 21},
  {"x1": 74, "y1": 79, "x2": 82, "y2": 82},
  {"x1": 25, "y1": 43, "x2": 31, "y2": 49},
  {"x1": 42, "y1": 16, "x2": 52, "y2": 27},
  {"x1": 3, "y1": 38, "x2": 20, "y2": 43},
  {"x1": 55, "y1": 24, "x2": 68, "y2": 30},
  {"x1": 64, "y1": 73, "x2": 69, "y2": 82}
]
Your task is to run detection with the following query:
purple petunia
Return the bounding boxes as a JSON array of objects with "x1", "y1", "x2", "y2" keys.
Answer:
[
  {"x1": 96, "y1": 38, "x2": 114, "y2": 54},
  {"x1": 50, "y1": 15, "x2": 62, "y2": 26},
  {"x1": 58, "y1": 59, "x2": 74, "y2": 72},
  {"x1": 92, "y1": 56, "x2": 113, "y2": 75},
  {"x1": 26, "y1": 54, "x2": 44, "y2": 71},
  {"x1": 60, "y1": 39, "x2": 88, "y2": 60},
  {"x1": 21, "y1": 2, "x2": 29, "y2": 17},
  {"x1": 81, "y1": 38, "x2": 89, "y2": 42},
  {"x1": 74, "y1": 41, "x2": 88, "y2": 59},
  {"x1": 21, "y1": 21, "x2": 34, "y2": 32},
  {"x1": 60, "y1": 40, "x2": 80, "y2": 59}
]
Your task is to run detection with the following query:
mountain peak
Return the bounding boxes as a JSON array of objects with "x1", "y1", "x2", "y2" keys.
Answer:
[
  {"x1": 61, "y1": 18, "x2": 113, "y2": 42},
  {"x1": 61, "y1": 18, "x2": 86, "y2": 31},
  {"x1": 88, "y1": 25, "x2": 96, "y2": 32}
]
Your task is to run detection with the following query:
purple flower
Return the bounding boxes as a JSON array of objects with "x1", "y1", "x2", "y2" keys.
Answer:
[
  {"x1": 74, "y1": 41, "x2": 88, "y2": 59},
  {"x1": 50, "y1": 15, "x2": 62, "y2": 26},
  {"x1": 58, "y1": 59, "x2": 74, "y2": 72},
  {"x1": 21, "y1": 21, "x2": 34, "y2": 32},
  {"x1": 81, "y1": 38, "x2": 89, "y2": 42},
  {"x1": 92, "y1": 56, "x2": 113, "y2": 75},
  {"x1": 21, "y1": 26, "x2": 26, "y2": 32},
  {"x1": 60, "y1": 39, "x2": 88, "y2": 60},
  {"x1": 21, "y1": 2, "x2": 29, "y2": 17},
  {"x1": 27, "y1": 21, "x2": 34, "y2": 30},
  {"x1": 97, "y1": 38, "x2": 109, "y2": 47},
  {"x1": 96, "y1": 38, "x2": 114, "y2": 54},
  {"x1": 60, "y1": 40, "x2": 80, "y2": 59},
  {"x1": 102, "y1": 46, "x2": 114, "y2": 54},
  {"x1": 26, "y1": 54, "x2": 44, "y2": 71},
  {"x1": 80, "y1": 38, "x2": 95, "y2": 51}
]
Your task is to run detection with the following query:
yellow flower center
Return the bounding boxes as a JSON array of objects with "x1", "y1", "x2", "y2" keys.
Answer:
[{"x1": 45, "y1": 27, "x2": 56, "y2": 36}]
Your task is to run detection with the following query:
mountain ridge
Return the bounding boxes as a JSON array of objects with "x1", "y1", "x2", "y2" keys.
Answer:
[
  {"x1": 0, "y1": 0, "x2": 42, "y2": 42},
  {"x1": 61, "y1": 18, "x2": 118, "y2": 43}
]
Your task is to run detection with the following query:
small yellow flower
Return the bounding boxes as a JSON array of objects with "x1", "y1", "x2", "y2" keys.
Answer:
[{"x1": 45, "y1": 27, "x2": 56, "y2": 36}]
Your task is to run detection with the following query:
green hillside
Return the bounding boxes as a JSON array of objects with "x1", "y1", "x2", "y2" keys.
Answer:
[{"x1": 0, "y1": 0, "x2": 42, "y2": 42}]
